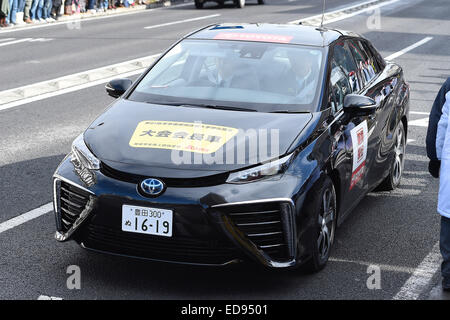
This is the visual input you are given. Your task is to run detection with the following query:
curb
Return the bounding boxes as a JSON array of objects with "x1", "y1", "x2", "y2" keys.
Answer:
[{"x1": 0, "y1": 54, "x2": 160, "y2": 109}]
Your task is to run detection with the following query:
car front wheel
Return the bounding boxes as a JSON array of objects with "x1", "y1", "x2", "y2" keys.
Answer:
[{"x1": 303, "y1": 176, "x2": 337, "y2": 273}]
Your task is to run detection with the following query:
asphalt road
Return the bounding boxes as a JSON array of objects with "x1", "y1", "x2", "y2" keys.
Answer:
[{"x1": 0, "y1": 0, "x2": 449, "y2": 300}]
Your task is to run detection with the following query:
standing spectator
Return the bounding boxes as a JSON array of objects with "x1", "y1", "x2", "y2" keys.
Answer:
[
  {"x1": 426, "y1": 77, "x2": 450, "y2": 291},
  {"x1": 42, "y1": 0, "x2": 52, "y2": 21},
  {"x1": 0, "y1": 0, "x2": 10, "y2": 27},
  {"x1": 50, "y1": 0, "x2": 61, "y2": 19},
  {"x1": 87, "y1": 0, "x2": 95, "y2": 12},
  {"x1": 30, "y1": 0, "x2": 44, "y2": 21},
  {"x1": 6, "y1": 0, "x2": 15, "y2": 25},
  {"x1": 23, "y1": 0, "x2": 32, "y2": 23},
  {"x1": 64, "y1": 0, "x2": 71, "y2": 14}
]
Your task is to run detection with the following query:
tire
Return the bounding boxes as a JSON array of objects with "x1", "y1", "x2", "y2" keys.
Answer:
[
  {"x1": 234, "y1": 0, "x2": 245, "y2": 8},
  {"x1": 375, "y1": 122, "x2": 406, "y2": 191},
  {"x1": 258, "y1": 0, "x2": 264, "y2": 4},
  {"x1": 195, "y1": 0, "x2": 203, "y2": 8},
  {"x1": 218, "y1": 0, "x2": 224, "y2": 6},
  {"x1": 302, "y1": 176, "x2": 337, "y2": 273}
]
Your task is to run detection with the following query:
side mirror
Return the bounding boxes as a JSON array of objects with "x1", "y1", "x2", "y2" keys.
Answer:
[
  {"x1": 105, "y1": 78, "x2": 132, "y2": 98},
  {"x1": 343, "y1": 94, "x2": 377, "y2": 114}
]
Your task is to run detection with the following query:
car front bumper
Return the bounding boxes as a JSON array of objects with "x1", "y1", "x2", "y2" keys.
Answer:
[{"x1": 53, "y1": 156, "x2": 306, "y2": 268}]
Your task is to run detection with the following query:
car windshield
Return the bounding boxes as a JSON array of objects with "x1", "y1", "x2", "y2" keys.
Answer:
[{"x1": 128, "y1": 39, "x2": 325, "y2": 113}]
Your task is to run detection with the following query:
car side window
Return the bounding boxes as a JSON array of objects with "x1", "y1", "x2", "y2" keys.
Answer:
[
  {"x1": 362, "y1": 41, "x2": 383, "y2": 76},
  {"x1": 332, "y1": 41, "x2": 360, "y2": 94},
  {"x1": 329, "y1": 60, "x2": 352, "y2": 112},
  {"x1": 348, "y1": 39, "x2": 377, "y2": 86}
]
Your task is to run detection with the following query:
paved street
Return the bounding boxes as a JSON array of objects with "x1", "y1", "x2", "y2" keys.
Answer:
[{"x1": 1, "y1": 0, "x2": 450, "y2": 300}]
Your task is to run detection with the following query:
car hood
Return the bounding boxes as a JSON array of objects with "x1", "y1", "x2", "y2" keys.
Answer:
[{"x1": 84, "y1": 99, "x2": 313, "y2": 178}]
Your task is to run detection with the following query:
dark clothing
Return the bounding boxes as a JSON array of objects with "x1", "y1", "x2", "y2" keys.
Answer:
[
  {"x1": 0, "y1": 0, "x2": 10, "y2": 18},
  {"x1": 427, "y1": 77, "x2": 450, "y2": 160},
  {"x1": 441, "y1": 216, "x2": 450, "y2": 280}
]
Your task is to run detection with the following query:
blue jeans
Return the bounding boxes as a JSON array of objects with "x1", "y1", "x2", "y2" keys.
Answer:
[
  {"x1": 6, "y1": 0, "x2": 15, "y2": 24},
  {"x1": 441, "y1": 216, "x2": 450, "y2": 280},
  {"x1": 87, "y1": 0, "x2": 95, "y2": 9},
  {"x1": 42, "y1": 0, "x2": 51, "y2": 18},
  {"x1": 30, "y1": 0, "x2": 43, "y2": 19}
]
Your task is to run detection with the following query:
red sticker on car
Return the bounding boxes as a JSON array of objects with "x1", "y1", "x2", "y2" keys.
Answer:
[{"x1": 214, "y1": 33, "x2": 293, "y2": 43}]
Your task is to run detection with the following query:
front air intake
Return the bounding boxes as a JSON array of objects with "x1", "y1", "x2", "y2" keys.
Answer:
[{"x1": 214, "y1": 201, "x2": 295, "y2": 262}]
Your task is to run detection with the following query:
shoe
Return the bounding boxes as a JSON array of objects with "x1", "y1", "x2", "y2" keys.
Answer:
[{"x1": 24, "y1": 18, "x2": 33, "y2": 24}]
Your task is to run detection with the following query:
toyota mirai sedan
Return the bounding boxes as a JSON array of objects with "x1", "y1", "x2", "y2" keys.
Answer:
[{"x1": 52, "y1": 23, "x2": 409, "y2": 272}]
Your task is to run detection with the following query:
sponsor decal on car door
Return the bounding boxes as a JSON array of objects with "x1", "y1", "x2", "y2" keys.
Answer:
[{"x1": 350, "y1": 120, "x2": 368, "y2": 190}]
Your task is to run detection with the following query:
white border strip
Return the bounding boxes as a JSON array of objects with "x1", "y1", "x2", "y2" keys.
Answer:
[{"x1": 0, "y1": 202, "x2": 53, "y2": 234}]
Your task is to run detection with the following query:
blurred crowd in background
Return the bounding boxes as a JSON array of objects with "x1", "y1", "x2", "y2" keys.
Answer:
[{"x1": 0, "y1": 0, "x2": 148, "y2": 27}]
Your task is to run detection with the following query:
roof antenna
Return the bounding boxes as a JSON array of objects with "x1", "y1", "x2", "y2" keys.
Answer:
[{"x1": 320, "y1": 0, "x2": 326, "y2": 28}]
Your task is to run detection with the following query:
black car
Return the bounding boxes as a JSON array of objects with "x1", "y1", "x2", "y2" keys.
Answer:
[{"x1": 53, "y1": 24, "x2": 409, "y2": 272}]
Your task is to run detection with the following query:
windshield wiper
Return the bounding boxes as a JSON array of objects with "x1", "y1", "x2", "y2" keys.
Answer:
[
  {"x1": 181, "y1": 104, "x2": 257, "y2": 112},
  {"x1": 269, "y1": 110, "x2": 309, "y2": 114},
  {"x1": 144, "y1": 101, "x2": 257, "y2": 112}
]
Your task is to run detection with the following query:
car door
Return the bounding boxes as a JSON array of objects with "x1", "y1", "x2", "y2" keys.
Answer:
[
  {"x1": 327, "y1": 40, "x2": 378, "y2": 219},
  {"x1": 348, "y1": 39, "x2": 400, "y2": 188}
]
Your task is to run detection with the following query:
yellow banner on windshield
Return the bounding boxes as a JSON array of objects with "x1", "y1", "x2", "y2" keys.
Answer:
[{"x1": 129, "y1": 121, "x2": 239, "y2": 154}]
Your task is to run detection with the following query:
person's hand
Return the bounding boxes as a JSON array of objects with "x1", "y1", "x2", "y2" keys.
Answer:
[{"x1": 428, "y1": 159, "x2": 441, "y2": 178}]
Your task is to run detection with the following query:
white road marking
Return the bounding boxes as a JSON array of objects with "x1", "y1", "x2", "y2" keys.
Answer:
[
  {"x1": 0, "y1": 202, "x2": 53, "y2": 235},
  {"x1": 37, "y1": 295, "x2": 63, "y2": 300},
  {"x1": 289, "y1": 0, "x2": 401, "y2": 25},
  {"x1": 385, "y1": 37, "x2": 434, "y2": 61},
  {"x1": 409, "y1": 117, "x2": 429, "y2": 127},
  {"x1": 407, "y1": 139, "x2": 415, "y2": 144},
  {"x1": 0, "y1": 37, "x2": 15, "y2": 42},
  {"x1": 393, "y1": 241, "x2": 442, "y2": 300},
  {"x1": 410, "y1": 111, "x2": 430, "y2": 115},
  {"x1": 0, "y1": 38, "x2": 32, "y2": 47},
  {"x1": 144, "y1": 14, "x2": 220, "y2": 29},
  {"x1": 329, "y1": 257, "x2": 416, "y2": 274}
]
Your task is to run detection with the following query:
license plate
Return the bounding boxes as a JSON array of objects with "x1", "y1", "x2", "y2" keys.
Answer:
[{"x1": 122, "y1": 205, "x2": 173, "y2": 237}]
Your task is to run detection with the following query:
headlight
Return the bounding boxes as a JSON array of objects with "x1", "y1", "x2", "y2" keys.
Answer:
[
  {"x1": 70, "y1": 134, "x2": 99, "y2": 186},
  {"x1": 226, "y1": 154, "x2": 293, "y2": 184},
  {"x1": 71, "y1": 134, "x2": 100, "y2": 170}
]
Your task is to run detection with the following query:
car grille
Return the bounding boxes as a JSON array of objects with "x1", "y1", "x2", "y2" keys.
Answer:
[
  {"x1": 82, "y1": 224, "x2": 242, "y2": 265},
  {"x1": 59, "y1": 181, "x2": 91, "y2": 232},
  {"x1": 217, "y1": 202, "x2": 291, "y2": 261},
  {"x1": 100, "y1": 162, "x2": 229, "y2": 187}
]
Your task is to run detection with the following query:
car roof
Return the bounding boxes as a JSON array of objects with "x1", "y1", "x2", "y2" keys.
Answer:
[{"x1": 186, "y1": 23, "x2": 361, "y2": 47}]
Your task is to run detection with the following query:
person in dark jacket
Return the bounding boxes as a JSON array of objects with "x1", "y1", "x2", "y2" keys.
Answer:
[
  {"x1": 426, "y1": 77, "x2": 450, "y2": 291},
  {"x1": 427, "y1": 78, "x2": 450, "y2": 177},
  {"x1": 50, "y1": 0, "x2": 61, "y2": 19}
]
